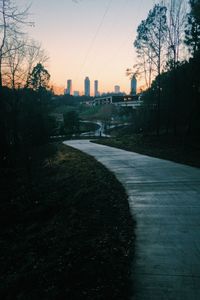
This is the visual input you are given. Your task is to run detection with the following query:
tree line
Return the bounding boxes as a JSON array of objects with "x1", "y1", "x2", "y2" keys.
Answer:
[
  {"x1": 0, "y1": 0, "x2": 54, "y2": 167},
  {"x1": 129, "y1": 0, "x2": 200, "y2": 137}
]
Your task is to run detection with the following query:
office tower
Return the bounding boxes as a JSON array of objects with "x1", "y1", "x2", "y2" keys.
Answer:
[
  {"x1": 114, "y1": 85, "x2": 120, "y2": 94},
  {"x1": 94, "y1": 80, "x2": 99, "y2": 97},
  {"x1": 66, "y1": 79, "x2": 72, "y2": 95},
  {"x1": 84, "y1": 76, "x2": 90, "y2": 96},
  {"x1": 130, "y1": 76, "x2": 137, "y2": 95}
]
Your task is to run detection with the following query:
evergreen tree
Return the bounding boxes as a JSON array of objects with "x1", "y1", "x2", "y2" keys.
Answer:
[
  {"x1": 185, "y1": 0, "x2": 200, "y2": 56},
  {"x1": 27, "y1": 63, "x2": 50, "y2": 91}
]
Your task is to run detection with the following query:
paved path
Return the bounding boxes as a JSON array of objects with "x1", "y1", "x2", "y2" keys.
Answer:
[{"x1": 64, "y1": 140, "x2": 200, "y2": 300}]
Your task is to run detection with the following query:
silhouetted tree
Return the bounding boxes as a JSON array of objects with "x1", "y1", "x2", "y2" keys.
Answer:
[
  {"x1": 134, "y1": 20, "x2": 155, "y2": 88},
  {"x1": 0, "y1": 2, "x2": 54, "y2": 169},
  {"x1": 166, "y1": 0, "x2": 188, "y2": 67},
  {"x1": 3, "y1": 37, "x2": 48, "y2": 88},
  {"x1": 134, "y1": 4, "x2": 168, "y2": 135},
  {"x1": 27, "y1": 63, "x2": 50, "y2": 91},
  {"x1": 165, "y1": 0, "x2": 188, "y2": 135},
  {"x1": 185, "y1": 0, "x2": 200, "y2": 56},
  {"x1": 0, "y1": 0, "x2": 33, "y2": 89},
  {"x1": 184, "y1": 0, "x2": 200, "y2": 135}
]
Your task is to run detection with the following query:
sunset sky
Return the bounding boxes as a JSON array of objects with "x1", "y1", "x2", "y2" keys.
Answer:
[{"x1": 18, "y1": 0, "x2": 156, "y2": 95}]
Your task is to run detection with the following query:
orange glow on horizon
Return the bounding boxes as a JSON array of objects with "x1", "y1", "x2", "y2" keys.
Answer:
[
  {"x1": 51, "y1": 81, "x2": 146, "y2": 96},
  {"x1": 26, "y1": 0, "x2": 156, "y2": 96},
  {"x1": 51, "y1": 85, "x2": 65, "y2": 95}
]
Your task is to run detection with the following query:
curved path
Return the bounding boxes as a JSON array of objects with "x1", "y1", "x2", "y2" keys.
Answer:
[{"x1": 64, "y1": 140, "x2": 200, "y2": 300}]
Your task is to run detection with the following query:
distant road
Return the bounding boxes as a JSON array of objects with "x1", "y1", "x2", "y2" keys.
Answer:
[{"x1": 64, "y1": 139, "x2": 200, "y2": 300}]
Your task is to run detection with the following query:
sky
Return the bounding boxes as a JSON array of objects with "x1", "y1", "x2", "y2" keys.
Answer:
[{"x1": 17, "y1": 0, "x2": 156, "y2": 95}]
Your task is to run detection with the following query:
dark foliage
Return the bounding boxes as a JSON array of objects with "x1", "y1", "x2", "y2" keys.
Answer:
[
  {"x1": 140, "y1": 55, "x2": 200, "y2": 136},
  {"x1": 63, "y1": 111, "x2": 80, "y2": 135},
  {"x1": 27, "y1": 63, "x2": 50, "y2": 90},
  {"x1": 0, "y1": 86, "x2": 56, "y2": 167},
  {"x1": 0, "y1": 144, "x2": 135, "y2": 300}
]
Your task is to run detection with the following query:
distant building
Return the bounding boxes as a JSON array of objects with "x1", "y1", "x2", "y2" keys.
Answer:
[
  {"x1": 130, "y1": 76, "x2": 137, "y2": 95},
  {"x1": 101, "y1": 91, "x2": 126, "y2": 97},
  {"x1": 114, "y1": 85, "x2": 120, "y2": 94},
  {"x1": 94, "y1": 80, "x2": 99, "y2": 97},
  {"x1": 73, "y1": 91, "x2": 79, "y2": 97},
  {"x1": 84, "y1": 76, "x2": 90, "y2": 96},
  {"x1": 93, "y1": 95, "x2": 140, "y2": 108},
  {"x1": 65, "y1": 79, "x2": 72, "y2": 95}
]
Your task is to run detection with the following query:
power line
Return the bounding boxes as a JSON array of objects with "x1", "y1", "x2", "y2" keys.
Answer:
[
  {"x1": 96, "y1": 0, "x2": 144, "y2": 80},
  {"x1": 76, "y1": 0, "x2": 113, "y2": 79}
]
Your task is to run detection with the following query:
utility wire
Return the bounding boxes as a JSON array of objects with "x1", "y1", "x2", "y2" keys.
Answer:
[
  {"x1": 76, "y1": 0, "x2": 113, "y2": 79},
  {"x1": 96, "y1": 0, "x2": 144, "y2": 80}
]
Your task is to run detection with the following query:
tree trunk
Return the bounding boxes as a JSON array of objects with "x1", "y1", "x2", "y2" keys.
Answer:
[
  {"x1": 172, "y1": 67, "x2": 178, "y2": 136},
  {"x1": 156, "y1": 75, "x2": 161, "y2": 136},
  {"x1": 0, "y1": 57, "x2": 3, "y2": 90}
]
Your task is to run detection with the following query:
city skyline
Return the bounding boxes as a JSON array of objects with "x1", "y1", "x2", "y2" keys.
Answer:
[
  {"x1": 18, "y1": 0, "x2": 156, "y2": 94},
  {"x1": 64, "y1": 77, "x2": 135, "y2": 96}
]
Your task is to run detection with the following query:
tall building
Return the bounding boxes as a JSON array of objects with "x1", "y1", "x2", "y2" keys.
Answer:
[
  {"x1": 66, "y1": 79, "x2": 72, "y2": 95},
  {"x1": 114, "y1": 85, "x2": 120, "y2": 94},
  {"x1": 130, "y1": 76, "x2": 137, "y2": 95},
  {"x1": 84, "y1": 76, "x2": 90, "y2": 97},
  {"x1": 94, "y1": 80, "x2": 99, "y2": 97}
]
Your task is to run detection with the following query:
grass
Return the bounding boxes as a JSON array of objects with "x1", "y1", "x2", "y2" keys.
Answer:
[
  {"x1": 79, "y1": 121, "x2": 100, "y2": 133},
  {"x1": 0, "y1": 143, "x2": 135, "y2": 300},
  {"x1": 93, "y1": 133, "x2": 200, "y2": 168}
]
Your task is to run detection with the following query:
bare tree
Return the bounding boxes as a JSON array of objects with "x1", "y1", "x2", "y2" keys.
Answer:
[
  {"x1": 2, "y1": 37, "x2": 48, "y2": 89},
  {"x1": 166, "y1": 0, "x2": 188, "y2": 67},
  {"x1": 134, "y1": 4, "x2": 168, "y2": 135},
  {"x1": 24, "y1": 40, "x2": 49, "y2": 87},
  {"x1": 131, "y1": 50, "x2": 155, "y2": 89},
  {"x1": 0, "y1": 0, "x2": 33, "y2": 88},
  {"x1": 2, "y1": 36, "x2": 26, "y2": 88},
  {"x1": 164, "y1": 0, "x2": 188, "y2": 135}
]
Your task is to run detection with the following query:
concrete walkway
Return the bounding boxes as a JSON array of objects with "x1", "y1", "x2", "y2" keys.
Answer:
[{"x1": 64, "y1": 140, "x2": 200, "y2": 300}]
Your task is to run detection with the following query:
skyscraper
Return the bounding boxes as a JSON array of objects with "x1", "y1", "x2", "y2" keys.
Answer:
[
  {"x1": 130, "y1": 76, "x2": 137, "y2": 95},
  {"x1": 94, "y1": 80, "x2": 99, "y2": 97},
  {"x1": 114, "y1": 85, "x2": 120, "y2": 94},
  {"x1": 66, "y1": 79, "x2": 72, "y2": 95},
  {"x1": 84, "y1": 76, "x2": 90, "y2": 97}
]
